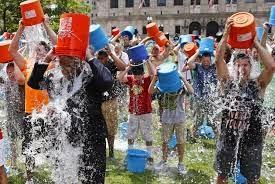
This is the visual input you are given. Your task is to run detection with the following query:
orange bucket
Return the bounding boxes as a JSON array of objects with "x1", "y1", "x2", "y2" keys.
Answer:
[
  {"x1": 112, "y1": 27, "x2": 120, "y2": 37},
  {"x1": 0, "y1": 40, "x2": 13, "y2": 63},
  {"x1": 146, "y1": 22, "x2": 159, "y2": 38},
  {"x1": 227, "y1": 12, "x2": 256, "y2": 49},
  {"x1": 20, "y1": 0, "x2": 44, "y2": 26},
  {"x1": 55, "y1": 13, "x2": 90, "y2": 60},
  {"x1": 154, "y1": 31, "x2": 169, "y2": 47},
  {"x1": 184, "y1": 42, "x2": 198, "y2": 58}
]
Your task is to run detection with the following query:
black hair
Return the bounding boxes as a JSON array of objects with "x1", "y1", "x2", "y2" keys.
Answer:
[
  {"x1": 97, "y1": 50, "x2": 108, "y2": 57},
  {"x1": 201, "y1": 52, "x2": 211, "y2": 58},
  {"x1": 39, "y1": 41, "x2": 51, "y2": 52},
  {"x1": 131, "y1": 65, "x2": 144, "y2": 75},
  {"x1": 6, "y1": 62, "x2": 14, "y2": 68},
  {"x1": 272, "y1": 48, "x2": 275, "y2": 56},
  {"x1": 233, "y1": 53, "x2": 251, "y2": 64}
]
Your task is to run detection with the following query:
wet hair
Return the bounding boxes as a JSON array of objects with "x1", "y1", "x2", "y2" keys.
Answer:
[
  {"x1": 272, "y1": 48, "x2": 275, "y2": 56},
  {"x1": 201, "y1": 52, "x2": 211, "y2": 58},
  {"x1": 233, "y1": 53, "x2": 251, "y2": 65},
  {"x1": 39, "y1": 41, "x2": 50, "y2": 52},
  {"x1": 6, "y1": 62, "x2": 14, "y2": 69},
  {"x1": 131, "y1": 65, "x2": 144, "y2": 75},
  {"x1": 97, "y1": 50, "x2": 108, "y2": 58}
]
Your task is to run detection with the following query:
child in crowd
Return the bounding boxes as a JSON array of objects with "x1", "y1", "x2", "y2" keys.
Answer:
[
  {"x1": 148, "y1": 63, "x2": 194, "y2": 175},
  {"x1": 118, "y1": 61, "x2": 154, "y2": 166}
]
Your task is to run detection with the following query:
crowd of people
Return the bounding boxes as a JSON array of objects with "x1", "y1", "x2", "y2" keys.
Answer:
[{"x1": 0, "y1": 9, "x2": 274, "y2": 184}]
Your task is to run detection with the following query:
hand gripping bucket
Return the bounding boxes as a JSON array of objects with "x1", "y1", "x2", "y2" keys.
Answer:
[
  {"x1": 154, "y1": 31, "x2": 169, "y2": 47},
  {"x1": 199, "y1": 37, "x2": 214, "y2": 56},
  {"x1": 256, "y1": 27, "x2": 263, "y2": 41},
  {"x1": 269, "y1": 6, "x2": 275, "y2": 26},
  {"x1": 112, "y1": 27, "x2": 120, "y2": 37},
  {"x1": 2, "y1": 32, "x2": 10, "y2": 40},
  {"x1": 0, "y1": 40, "x2": 13, "y2": 63},
  {"x1": 227, "y1": 12, "x2": 256, "y2": 49},
  {"x1": 146, "y1": 22, "x2": 159, "y2": 38},
  {"x1": 184, "y1": 42, "x2": 198, "y2": 58},
  {"x1": 127, "y1": 149, "x2": 149, "y2": 173},
  {"x1": 55, "y1": 13, "x2": 90, "y2": 60},
  {"x1": 156, "y1": 62, "x2": 183, "y2": 93},
  {"x1": 121, "y1": 26, "x2": 135, "y2": 40},
  {"x1": 128, "y1": 44, "x2": 149, "y2": 64},
  {"x1": 20, "y1": 0, "x2": 44, "y2": 26},
  {"x1": 179, "y1": 35, "x2": 192, "y2": 48},
  {"x1": 90, "y1": 24, "x2": 109, "y2": 52}
]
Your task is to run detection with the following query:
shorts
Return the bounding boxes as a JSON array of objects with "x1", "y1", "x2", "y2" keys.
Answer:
[
  {"x1": 127, "y1": 113, "x2": 153, "y2": 142},
  {"x1": 101, "y1": 98, "x2": 118, "y2": 136},
  {"x1": 162, "y1": 123, "x2": 185, "y2": 144},
  {"x1": 0, "y1": 139, "x2": 5, "y2": 166},
  {"x1": 215, "y1": 135, "x2": 263, "y2": 180}
]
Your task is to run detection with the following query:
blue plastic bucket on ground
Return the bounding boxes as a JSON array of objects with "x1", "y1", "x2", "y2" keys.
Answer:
[
  {"x1": 127, "y1": 149, "x2": 149, "y2": 173},
  {"x1": 199, "y1": 37, "x2": 214, "y2": 56},
  {"x1": 121, "y1": 26, "x2": 135, "y2": 40},
  {"x1": 119, "y1": 122, "x2": 128, "y2": 140},
  {"x1": 269, "y1": 6, "x2": 275, "y2": 26},
  {"x1": 89, "y1": 24, "x2": 109, "y2": 52},
  {"x1": 168, "y1": 133, "x2": 177, "y2": 150},
  {"x1": 256, "y1": 27, "x2": 263, "y2": 41},
  {"x1": 128, "y1": 44, "x2": 149, "y2": 64}
]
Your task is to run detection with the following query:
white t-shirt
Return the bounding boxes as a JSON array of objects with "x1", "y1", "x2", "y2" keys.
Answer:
[
  {"x1": 117, "y1": 52, "x2": 130, "y2": 65},
  {"x1": 178, "y1": 52, "x2": 192, "y2": 80}
]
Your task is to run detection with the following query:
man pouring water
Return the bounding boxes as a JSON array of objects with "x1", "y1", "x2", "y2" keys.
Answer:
[{"x1": 215, "y1": 17, "x2": 275, "y2": 184}]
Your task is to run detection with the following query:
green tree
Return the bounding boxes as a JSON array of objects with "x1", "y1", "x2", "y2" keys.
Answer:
[{"x1": 0, "y1": 0, "x2": 91, "y2": 33}]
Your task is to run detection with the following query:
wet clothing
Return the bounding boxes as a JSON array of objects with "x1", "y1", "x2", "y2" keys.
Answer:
[
  {"x1": 215, "y1": 79, "x2": 264, "y2": 180},
  {"x1": 125, "y1": 75, "x2": 152, "y2": 115},
  {"x1": 28, "y1": 59, "x2": 113, "y2": 184}
]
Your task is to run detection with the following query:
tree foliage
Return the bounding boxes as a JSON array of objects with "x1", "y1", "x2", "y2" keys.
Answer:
[{"x1": 0, "y1": 0, "x2": 91, "y2": 33}]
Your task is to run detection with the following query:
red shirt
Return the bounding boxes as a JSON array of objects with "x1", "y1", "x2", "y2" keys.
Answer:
[{"x1": 125, "y1": 75, "x2": 152, "y2": 115}]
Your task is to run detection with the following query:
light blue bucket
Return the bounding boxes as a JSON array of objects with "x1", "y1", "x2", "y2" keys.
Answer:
[
  {"x1": 197, "y1": 124, "x2": 215, "y2": 139},
  {"x1": 168, "y1": 133, "x2": 177, "y2": 150},
  {"x1": 0, "y1": 36, "x2": 4, "y2": 42},
  {"x1": 89, "y1": 24, "x2": 109, "y2": 52},
  {"x1": 269, "y1": 6, "x2": 275, "y2": 26},
  {"x1": 127, "y1": 149, "x2": 149, "y2": 173},
  {"x1": 121, "y1": 26, "x2": 135, "y2": 40},
  {"x1": 256, "y1": 27, "x2": 263, "y2": 41},
  {"x1": 119, "y1": 122, "x2": 128, "y2": 140},
  {"x1": 199, "y1": 37, "x2": 214, "y2": 56},
  {"x1": 179, "y1": 35, "x2": 192, "y2": 48}
]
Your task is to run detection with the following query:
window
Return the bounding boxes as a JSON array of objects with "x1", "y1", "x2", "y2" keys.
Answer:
[
  {"x1": 159, "y1": 25, "x2": 164, "y2": 32},
  {"x1": 208, "y1": 0, "x2": 218, "y2": 4},
  {"x1": 143, "y1": 0, "x2": 150, "y2": 7},
  {"x1": 126, "y1": 0, "x2": 134, "y2": 7},
  {"x1": 175, "y1": 25, "x2": 181, "y2": 34},
  {"x1": 225, "y1": 0, "x2": 237, "y2": 4},
  {"x1": 110, "y1": 0, "x2": 118, "y2": 8},
  {"x1": 142, "y1": 26, "x2": 147, "y2": 34},
  {"x1": 191, "y1": 0, "x2": 200, "y2": 5},
  {"x1": 265, "y1": 0, "x2": 275, "y2": 2},
  {"x1": 157, "y1": 0, "x2": 166, "y2": 6},
  {"x1": 174, "y1": 0, "x2": 183, "y2": 5},
  {"x1": 244, "y1": 0, "x2": 256, "y2": 2}
]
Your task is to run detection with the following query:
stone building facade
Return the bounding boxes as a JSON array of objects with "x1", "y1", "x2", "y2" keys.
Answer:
[{"x1": 88, "y1": 0, "x2": 275, "y2": 37}]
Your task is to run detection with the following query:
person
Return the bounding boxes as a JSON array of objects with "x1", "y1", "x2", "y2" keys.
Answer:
[
  {"x1": 117, "y1": 61, "x2": 154, "y2": 167},
  {"x1": 27, "y1": 47, "x2": 113, "y2": 183},
  {"x1": 214, "y1": 17, "x2": 275, "y2": 184},
  {"x1": 114, "y1": 43, "x2": 130, "y2": 65},
  {"x1": 97, "y1": 48, "x2": 126, "y2": 159},
  {"x1": 4, "y1": 62, "x2": 25, "y2": 169},
  {"x1": 148, "y1": 63, "x2": 194, "y2": 175},
  {"x1": 0, "y1": 129, "x2": 8, "y2": 184},
  {"x1": 8, "y1": 19, "x2": 56, "y2": 183}
]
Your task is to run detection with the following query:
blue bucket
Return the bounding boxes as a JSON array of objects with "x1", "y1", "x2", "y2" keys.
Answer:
[
  {"x1": 197, "y1": 124, "x2": 215, "y2": 139},
  {"x1": 179, "y1": 35, "x2": 192, "y2": 48},
  {"x1": 119, "y1": 122, "x2": 128, "y2": 140},
  {"x1": 127, "y1": 149, "x2": 149, "y2": 173},
  {"x1": 121, "y1": 26, "x2": 135, "y2": 40},
  {"x1": 89, "y1": 24, "x2": 109, "y2": 52},
  {"x1": 168, "y1": 134, "x2": 177, "y2": 150},
  {"x1": 269, "y1": 6, "x2": 275, "y2": 26},
  {"x1": 199, "y1": 37, "x2": 214, "y2": 56},
  {"x1": 156, "y1": 62, "x2": 183, "y2": 93},
  {"x1": 256, "y1": 27, "x2": 263, "y2": 41},
  {"x1": 0, "y1": 36, "x2": 4, "y2": 42},
  {"x1": 128, "y1": 44, "x2": 149, "y2": 64}
]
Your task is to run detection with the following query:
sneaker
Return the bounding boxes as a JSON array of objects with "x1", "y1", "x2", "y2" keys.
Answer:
[
  {"x1": 154, "y1": 160, "x2": 167, "y2": 172},
  {"x1": 177, "y1": 163, "x2": 187, "y2": 175}
]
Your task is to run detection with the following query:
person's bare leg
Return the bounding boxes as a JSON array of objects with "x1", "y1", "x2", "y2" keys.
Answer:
[
  {"x1": 177, "y1": 143, "x2": 185, "y2": 163},
  {"x1": 146, "y1": 141, "x2": 153, "y2": 162},
  {"x1": 107, "y1": 135, "x2": 115, "y2": 158},
  {"x1": 0, "y1": 166, "x2": 8, "y2": 184},
  {"x1": 162, "y1": 142, "x2": 168, "y2": 162},
  {"x1": 216, "y1": 175, "x2": 228, "y2": 184}
]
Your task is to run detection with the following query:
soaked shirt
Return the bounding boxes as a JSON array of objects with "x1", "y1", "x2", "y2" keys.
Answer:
[{"x1": 221, "y1": 79, "x2": 264, "y2": 146}]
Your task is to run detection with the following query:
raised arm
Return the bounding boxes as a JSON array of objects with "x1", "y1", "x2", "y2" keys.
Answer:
[
  {"x1": 187, "y1": 49, "x2": 199, "y2": 69},
  {"x1": 8, "y1": 20, "x2": 27, "y2": 70},
  {"x1": 214, "y1": 18, "x2": 232, "y2": 83},
  {"x1": 117, "y1": 65, "x2": 131, "y2": 83},
  {"x1": 43, "y1": 14, "x2": 57, "y2": 45},
  {"x1": 105, "y1": 45, "x2": 126, "y2": 71},
  {"x1": 14, "y1": 63, "x2": 25, "y2": 85},
  {"x1": 140, "y1": 36, "x2": 152, "y2": 45},
  {"x1": 183, "y1": 78, "x2": 194, "y2": 94},
  {"x1": 255, "y1": 38, "x2": 275, "y2": 90}
]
